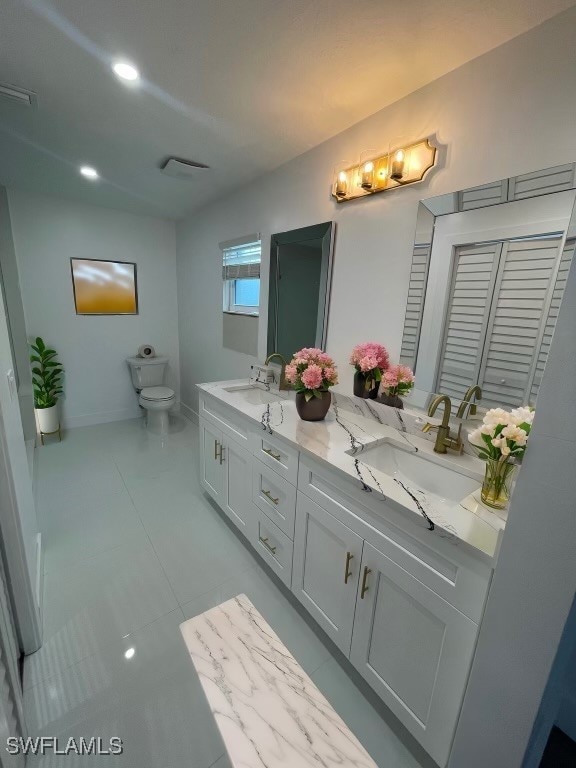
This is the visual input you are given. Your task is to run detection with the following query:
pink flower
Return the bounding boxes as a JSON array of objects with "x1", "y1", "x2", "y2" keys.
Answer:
[
  {"x1": 350, "y1": 342, "x2": 389, "y2": 372},
  {"x1": 301, "y1": 364, "x2": 324, "y2": 390},
  {"x1": 284, "y1": 364, "x2": 298, "y2": 384},
  {"x1": 359, "y1": 355, "x2": 378, "y2": 373},
  {"x1": 324, "y1": 366, "x2": 338, "y2": 384},
  {"x1": 381, "y1": 363, "x2": 415, "y2": 396}
]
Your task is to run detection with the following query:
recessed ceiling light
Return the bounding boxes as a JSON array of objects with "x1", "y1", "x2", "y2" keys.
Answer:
[
  {"x1": 80, "y1": 166, "x2": 99, "y2": 180},
  {"x1": 124, "y1": 647, "x2": 135, "y2": 660},
  {"x1": 112, "y1": 61, "x2": 140, "y2": 82}
]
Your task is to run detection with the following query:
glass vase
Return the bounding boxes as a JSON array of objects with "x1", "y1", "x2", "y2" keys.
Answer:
[{"x1": 481, "y1": 458, "x2": 516, "y2": 510}]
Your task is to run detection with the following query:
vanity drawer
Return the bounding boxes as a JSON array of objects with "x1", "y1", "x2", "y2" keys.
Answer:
[
  {"x1": 199, "y1": 394, "x2": 250, "y2": 447},
  {"x1": 298, "y1": 458, "x2": 491, "y2": 623},
  {"x1": 250, "y1": 431, "x2": 299, "y2": 485},
  {"x1": 252, "y1": 459, "x2": 296, "y2": 539},
  {"x1": 254, "y1": 508, "x2": 293, "y2": 588}
]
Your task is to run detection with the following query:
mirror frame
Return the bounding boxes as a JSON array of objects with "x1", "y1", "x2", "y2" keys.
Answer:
[{"x1": 267, "y1": 221, "x2": 335, "y2": 356}]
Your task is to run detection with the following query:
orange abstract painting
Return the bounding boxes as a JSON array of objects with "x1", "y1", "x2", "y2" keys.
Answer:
[{"x1": 71, "y1": 259, "x2": 138, "y2": 315}]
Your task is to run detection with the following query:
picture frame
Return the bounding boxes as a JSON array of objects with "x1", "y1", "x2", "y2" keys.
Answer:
[{"x1": 70, "y1": 258, "x2": 139, "y2": 315}]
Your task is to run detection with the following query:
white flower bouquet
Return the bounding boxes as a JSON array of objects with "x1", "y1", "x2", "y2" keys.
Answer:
[
  {"x1": 468, "y1": 406, "x2": 534, "y2": 509},
  {"x1": 468, "y1": 406, "x2": 534, "y2": 460}
]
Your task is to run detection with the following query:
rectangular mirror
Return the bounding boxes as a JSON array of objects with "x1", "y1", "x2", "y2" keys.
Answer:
[
  {"x1": 400, "y1": 164, "x2": 576, "y2": 410},
  {"x1": 267, "y1": 221, "x2": 335, "y2": 360}
]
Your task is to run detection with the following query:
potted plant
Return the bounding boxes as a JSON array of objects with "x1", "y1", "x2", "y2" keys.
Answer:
[
  {"x1": 468, "y1": 406, "x2": 534, "y2": 509},
  {"x1": 31, "y1": 337, "x2": 64, "y2": 436},
  {"x1": 284, "y1": 348, "x2": 338, "y2": 421},
  {"x1": 350, "y1": 342, "x2": 389, "y2": 399},
  {"x1": 378, "y1": 364, "x2": 415, "y2": 409}
]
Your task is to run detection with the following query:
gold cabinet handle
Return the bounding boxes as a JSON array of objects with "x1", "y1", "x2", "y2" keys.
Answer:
[
  {"x1": 219, "y1": 445, "x2": 225, "y2": 465},
  {"x1": 259, "y1": 536, "x2": 277, "y2": 555},
  {"x1": 262, "y1": 489, "x2": 279, "y2": 505},
  {"x1": 360, "y1": 566, "x2": 372, "y2": 599},
  {"x1": 215, "y1": 440, "x2": 223, "y2": 462},
  {"x1": 214, "y1": 439, "x2": 219, "y2": 460},
  {"x1": 344, "y1": 552, "x2": 354, "y2": 584},
  {"x1": 263, "y1": 447, "x2": 282, "y2": 462}
]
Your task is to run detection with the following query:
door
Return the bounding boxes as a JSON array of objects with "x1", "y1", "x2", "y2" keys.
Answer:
[
  {"x1": 222, "y1": 437, "x2": 256, "y2": 539},
  {"x1": 292, "y1": 493, "x2": 363, "y2": 655},
  {"x1": 199, "y1": 419, "x2": 224, "y2": 504},
  {"x1": 350, "y1": 542, "x2": 478, "y2": 768}
]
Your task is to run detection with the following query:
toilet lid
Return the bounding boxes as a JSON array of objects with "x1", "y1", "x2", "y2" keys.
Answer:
[{"x1": 140, "y1": 386, "x2": 175, "y2": 401}]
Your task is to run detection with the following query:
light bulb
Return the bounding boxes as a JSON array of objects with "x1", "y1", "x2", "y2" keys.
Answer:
[
  {"x1": 112, "y1": 61, "x2": 140, "y2": 82},
  {"x1": 80, "y1": 166, "x2": 99, "y2": 180}
]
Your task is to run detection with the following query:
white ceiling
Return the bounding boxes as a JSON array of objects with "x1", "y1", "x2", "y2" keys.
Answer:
[{"x1": 0, "y1": 0, "x2": 574, "y2": 219}]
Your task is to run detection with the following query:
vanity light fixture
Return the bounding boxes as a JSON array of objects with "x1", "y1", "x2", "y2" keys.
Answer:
[
  {"x1": 332, "y1": 138, "x2": 436, "y2": 203},
  {"x1": 79, "y1": 165, "x2": 99, "y2": 180},
  {"x1": 112, "y1": 60, "x2": 140, "y2": 82}
]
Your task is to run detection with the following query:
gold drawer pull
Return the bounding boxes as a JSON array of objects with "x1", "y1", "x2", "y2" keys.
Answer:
[
  {"x1": 262, "y1": 489, "x2": 279, "y2": 505},
  {"x1": 344, "y1": 552, "x2": 354, "y2": 584},
  {"x1": 360, "y1": 566, "x2": 372, "y2": 599},
  {"x1": 263, "y1": 447, "x2": 282, "y2": 462},
  {"x1": 259, "y1": 536, "x2": 277, "y2": 555}
]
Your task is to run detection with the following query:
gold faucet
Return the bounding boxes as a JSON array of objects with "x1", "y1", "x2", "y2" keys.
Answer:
[
  {"x1": 456, "y1": 385, "x2": 482, "y2": 420},
  {"x1": 265, "y1": 353, "x2": 291, "y2": 391},
  {"x1": 422, "y1": 394, "x2": 463, "y2": 454}
]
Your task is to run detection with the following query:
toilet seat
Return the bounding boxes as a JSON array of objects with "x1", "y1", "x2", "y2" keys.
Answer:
[{"x1": 140, "y1": 386, "x2": 175, "y2": 402}]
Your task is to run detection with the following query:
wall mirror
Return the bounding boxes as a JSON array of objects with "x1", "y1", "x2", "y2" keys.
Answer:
[
  {"x1": 400, "y1": 163, "x2": 576, "y2": 410},
  {"x1": 267, "y1": 221, "x2": 335, "y2": 361}
]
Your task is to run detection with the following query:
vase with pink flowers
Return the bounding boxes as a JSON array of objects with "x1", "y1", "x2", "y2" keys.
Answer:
[
  {"x1": 350, "y1": 342, "x2": 389, "y2": 399},
  {"x1": 377, "y1": 364, "x2": 415, "y2": 409},
  {"x1": 285, "y1": 348, "x2": 338, "y2": 422}
]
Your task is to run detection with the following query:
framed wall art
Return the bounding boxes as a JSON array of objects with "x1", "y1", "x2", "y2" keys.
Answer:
[{"x1": 70, "y1": 258, "x2": 138, "y2": 315}]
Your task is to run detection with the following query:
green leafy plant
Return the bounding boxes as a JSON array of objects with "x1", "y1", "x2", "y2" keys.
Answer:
[{"x1": 30, "y1": 337, "x2": 64, "y2": 409}]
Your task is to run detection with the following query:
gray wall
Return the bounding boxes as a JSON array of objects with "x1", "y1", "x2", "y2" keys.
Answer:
[
  {"x1": 8, "y1": 191, "x2": 180, "y2": 429},
  {"x1": 0, "y1": 187, "x2": 34, "y2": 442}
]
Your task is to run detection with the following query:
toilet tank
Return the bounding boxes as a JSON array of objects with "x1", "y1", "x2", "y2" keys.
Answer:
[{"x1": 126, "y1": 356, "x2": 168, "y2": 389}]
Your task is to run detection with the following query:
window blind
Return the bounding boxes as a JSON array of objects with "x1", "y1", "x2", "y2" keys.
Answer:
[{"x1": 221, "y1": 238, "x2": 261, "y2": 280}]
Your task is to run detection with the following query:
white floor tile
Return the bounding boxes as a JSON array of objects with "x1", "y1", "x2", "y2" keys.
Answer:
[{"x1": 25, "y1": 540, "x2": 178, "y2": 689}]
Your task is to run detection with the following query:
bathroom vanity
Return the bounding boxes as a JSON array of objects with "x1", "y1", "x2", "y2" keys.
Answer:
[{"x1": 197, "y1": 380, "x2": 505, "y2": 767}]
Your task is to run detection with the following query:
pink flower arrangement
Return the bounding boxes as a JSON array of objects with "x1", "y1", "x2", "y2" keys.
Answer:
[
  {"x1": 380, "y1": 364, "x2": 415, "y2": 397},
  {"x1": 285, "y1": 348, "x2": 338, "y2": 401},
  {"x1": 349, "y1": 342, "x2": 390, "y2": 383}
]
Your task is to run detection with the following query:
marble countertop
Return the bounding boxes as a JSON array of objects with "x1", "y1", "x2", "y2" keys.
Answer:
[
  {"x1": 198, "y1": 380, "x2": 507, "y2": 563},
  {"x1": 180, "y1": 594, "x2": 378, "y2": 768}
]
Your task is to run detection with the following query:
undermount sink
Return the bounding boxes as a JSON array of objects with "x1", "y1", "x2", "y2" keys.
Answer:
[
  {"x1": 223, "y1": 384, "x2": 285, "y2": 406},
  {"x1": 356, "y1": 441, "x2": 481, "y2": 504}
]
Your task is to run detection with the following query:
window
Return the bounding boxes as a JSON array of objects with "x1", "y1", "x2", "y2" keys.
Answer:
[{"x1": 221, "y1": 236, "x2": 261, "y2": 315}]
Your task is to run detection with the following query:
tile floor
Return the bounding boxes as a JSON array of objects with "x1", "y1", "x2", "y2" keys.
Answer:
[{"x1": 24, "y1": 416, "x2": 431, "y2": 768}]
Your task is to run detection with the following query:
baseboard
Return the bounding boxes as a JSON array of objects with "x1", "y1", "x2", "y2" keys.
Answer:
[
  {"x1": 62, "y1": 407, "x2": 142, "y2": 429},
  {"x1": 180, "y1": 401, "x2": 199, "y2": 424}
]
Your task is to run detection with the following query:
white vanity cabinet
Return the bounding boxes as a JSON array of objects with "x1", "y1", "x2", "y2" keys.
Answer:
[
  {"x1": 199, "y1": 419, "x2": 225, "y2": 505},
  {"x1": 350, "y1": 542, "x2": 478, "y2": 767},
  {"x1": 199, "y1": 397, "x2": 256, "y2": 540},
  {"x1": 292, "y1": 493, "x2": 364, "y2": 655},
  {"x1": 197, "y1": 390, "x2": 493, "y2": 767}
]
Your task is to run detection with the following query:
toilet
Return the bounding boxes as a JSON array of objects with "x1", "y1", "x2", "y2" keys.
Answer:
[{"x1": 126, "y1": 355, "x2": 176, "y2": 435}]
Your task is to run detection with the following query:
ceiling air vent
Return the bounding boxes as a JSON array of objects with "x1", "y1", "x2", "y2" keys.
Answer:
[
  {"x1": 0, "y1": 83, "x2": 37, "y2": 108},
  {"x1": 160, "y1": 156, "x2": 210, "y2": 180}
]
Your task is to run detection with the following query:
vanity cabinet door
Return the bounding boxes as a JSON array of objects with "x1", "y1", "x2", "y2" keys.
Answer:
[
  {"x1": 350, "y1": 542, "x2": 478, "y2": 768},
  {"x1": 199, "y1": 418, "x2": 224, "y2": 505},
  {"x1": 222, "y1": 438, "x2": 256, "y2": 541},
  {"x1": 292, "y1": 493, "x2": 363, "y2": 656}
]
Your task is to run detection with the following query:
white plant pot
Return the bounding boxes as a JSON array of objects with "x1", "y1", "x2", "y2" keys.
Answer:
[{"x1": 36, "y1": 404, "x2": 59, "y2": 434}]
